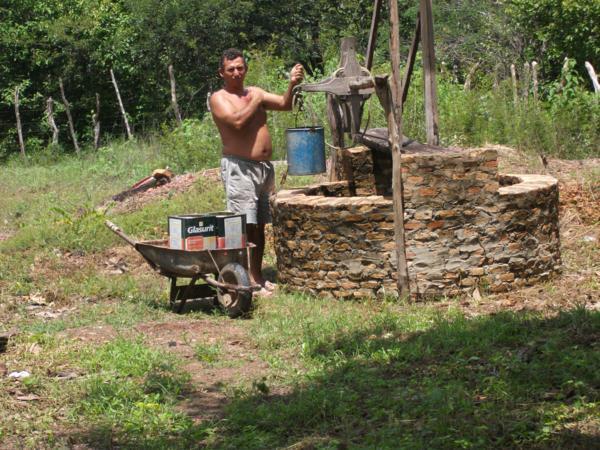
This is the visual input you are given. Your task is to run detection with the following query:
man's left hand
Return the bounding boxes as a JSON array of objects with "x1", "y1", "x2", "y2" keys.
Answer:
[{"x1": 290, "y1": 64, "x2": 304, "y2": 86}]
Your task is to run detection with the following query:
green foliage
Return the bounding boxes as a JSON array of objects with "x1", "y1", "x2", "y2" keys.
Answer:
[
  {"x1": 508, "y1": 0, "x2": 600, "y2": 79},
  {"x1": 1, "y1": 1, "x2": 598, "y2": 159}
]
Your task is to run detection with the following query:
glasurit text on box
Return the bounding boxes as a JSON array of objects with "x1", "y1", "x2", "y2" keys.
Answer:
[{"x1": 168, "y1": 215, "x2": 217, "y2": 250}]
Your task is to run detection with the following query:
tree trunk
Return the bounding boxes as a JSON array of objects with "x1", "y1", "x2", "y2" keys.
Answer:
[
  {"x1": 168, "y1": 64, "x2": 183, "y2": 125},
  {"x1": 510, "y1": 64, "x2": 518, "y2": 106},
  {"x1": 46, "y1": 97, "x2": 59, "y2": 145},
  {"x1": 59, "y1": 78, "x2": 80, "y2": 154},
  {"x1": 463, "y1": 62, "x2": 480, "y2": 91},
  {"x1": 14, "y1": 87, "x2": 25, "y2": 157},
  {"x1": 110, "y1": 69, "x2": 133, "y2": 140},
  {"x1": 585, "y1": 61, "x2": 600, "y2": 93},
  {"x1": 93, "y1": 93, "x2": 101, "y2": 150},
  {"x1": 532, "y1": 61, "x2": 539, "y2": 103}
]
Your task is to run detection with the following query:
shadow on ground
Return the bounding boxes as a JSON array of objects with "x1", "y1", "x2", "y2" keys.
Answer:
[{"x1": 70, "y1": 306, "x2": 600, "y2": 449}]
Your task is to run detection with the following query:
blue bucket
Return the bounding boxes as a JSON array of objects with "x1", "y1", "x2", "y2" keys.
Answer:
[{"x1": 285, "y1": 126, "x2": 326, "y2": 175}]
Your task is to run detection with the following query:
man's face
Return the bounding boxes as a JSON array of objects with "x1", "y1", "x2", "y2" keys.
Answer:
[{"x1": 220, "y1": 57, "x2": 247, "y2": 86}]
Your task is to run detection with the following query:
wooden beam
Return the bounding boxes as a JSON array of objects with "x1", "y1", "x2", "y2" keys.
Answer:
[
  {"x1": 366, "y1": 0, "x2": 383, "y2": 71},
  {"x1": 375, "y1": 75, "x2": 409, "y2": 298},
  {"x1": 326, "y1": 94, "x2": 345, "y2": 181},
  {"x1": 401, "y1": 13, "x2": 421, "y2": 106},
  {"x1": 419, "y1": 0, "x2": 439, "y2": 145},
  {"x1": 387, "y1": 0, "x2": 410, "y2": 298}
]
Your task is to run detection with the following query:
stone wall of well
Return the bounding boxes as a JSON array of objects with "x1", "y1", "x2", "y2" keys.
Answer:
[{"x1": 271, "y1": 146, "x2": 561, "y2": 298}]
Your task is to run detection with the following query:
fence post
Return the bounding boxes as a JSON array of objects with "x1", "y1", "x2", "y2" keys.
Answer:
[
  {"x1": 110, "y1": 69, "x2": 133, "y2": 140},
  {"x1": 532, "y1": 61, "x2": 539, "y2": 103},
  {"x1": 522, "y1": 62, "x2": 531, "y2": 100},
  {"x1": 59, "y1": 78, "x2": 80, "y2": 154},
  {"x1": 14, "y1": 87, "x2": 25, "y2": 157}
]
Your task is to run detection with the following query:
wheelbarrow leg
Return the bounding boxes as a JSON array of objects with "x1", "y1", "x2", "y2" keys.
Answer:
[{"x1": 170, "y1": 275, "x2": 201, "y2": 313}]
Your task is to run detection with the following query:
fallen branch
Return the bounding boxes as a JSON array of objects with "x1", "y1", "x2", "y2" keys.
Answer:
[{"x1": 112, "y1": 168, "x2": 174, "y2": 202}]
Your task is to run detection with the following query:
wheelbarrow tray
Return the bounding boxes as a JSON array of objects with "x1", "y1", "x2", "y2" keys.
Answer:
[{"x1": 136, "y1": 239, "x2": 249, "y2": 278}]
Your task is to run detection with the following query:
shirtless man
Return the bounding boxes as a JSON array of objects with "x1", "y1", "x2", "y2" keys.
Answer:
[{"x1": 210, "y1": 48, "x2": 304, "y2": 293}]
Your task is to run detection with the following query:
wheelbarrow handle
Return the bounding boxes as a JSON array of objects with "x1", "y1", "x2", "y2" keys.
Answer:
[{"x1": 105, "y1": 220, "x2": 137, "y2": 248}]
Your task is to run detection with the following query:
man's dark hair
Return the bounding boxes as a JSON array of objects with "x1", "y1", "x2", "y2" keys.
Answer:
[{"x1": 219, "y1": 48, "x2": 246, "y2": 70}]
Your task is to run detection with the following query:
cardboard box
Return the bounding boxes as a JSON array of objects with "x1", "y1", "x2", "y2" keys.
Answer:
[
  {"x1": 215, "y1": 212, "x2": 247, "y2": 249},
  {"x1": 168, "y1": 215, "x2": 217, "y2": 250}
]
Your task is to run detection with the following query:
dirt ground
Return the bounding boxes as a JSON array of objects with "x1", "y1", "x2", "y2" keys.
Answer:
[{"x1": 3, "y1": 146, "x2": 599, "y2": 424}]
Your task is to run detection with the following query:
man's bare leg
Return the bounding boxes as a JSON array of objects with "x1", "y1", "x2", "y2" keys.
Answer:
[{"x1": 246, "y1": 223, "x2": 266, "y2": 286}]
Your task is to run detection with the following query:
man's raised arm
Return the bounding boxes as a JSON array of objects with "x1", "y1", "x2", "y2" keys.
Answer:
[{"x1": 262, "y1": 64, "x2": 305, "y2": 111}]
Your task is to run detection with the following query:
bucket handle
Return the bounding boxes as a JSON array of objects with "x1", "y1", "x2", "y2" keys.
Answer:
[{"x1": 292, "y1": 86, "x2": 320, "y2": 129}]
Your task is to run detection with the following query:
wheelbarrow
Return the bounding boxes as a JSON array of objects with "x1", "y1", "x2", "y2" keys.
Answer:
[{"x1": 105, "y1": 220, "x2": 259, "y2": 317}]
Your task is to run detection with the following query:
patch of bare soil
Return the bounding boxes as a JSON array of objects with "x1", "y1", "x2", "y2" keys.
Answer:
[
  {"x1": 103, "y1": 168, "x2": 220, "y2": 214},
  {"x1": 60, "y1": 324, "x2": 119, "y2": 346},
  {"x1": 135, "y1": 320, "x2": 271, "y2": 422}
]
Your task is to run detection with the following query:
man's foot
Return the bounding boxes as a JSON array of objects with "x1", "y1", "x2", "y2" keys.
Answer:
[
  {"x1": 263, "y1": 280, "x2": 277, "y2": 292},
  {"x1": 255, "y1": 287, "x2": 274, "y2": 298}
]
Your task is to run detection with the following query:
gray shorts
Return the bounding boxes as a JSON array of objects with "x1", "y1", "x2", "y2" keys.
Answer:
[{"x1": 220, "y1": 155, "x2": 275, "y2": 224}]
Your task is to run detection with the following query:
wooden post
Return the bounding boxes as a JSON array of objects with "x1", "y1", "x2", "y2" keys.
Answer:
[
  {"x1": 365, "y1": 0, "x2": 383, "y2": 71},
  {"x1": 585, "y1": 62, "x2": 600, "y2": 93},
  {"x1": 110, "y1": 69, "x2": 133, "y2": 140},
  {"x1": 375, "y1": 76, "x2": 410, "y2": 299},
  {"x1": 419, "y1": 0, "x2": 439, "y2": 146},
  {"x1": 93, "y1": 93, "x2": 100, "y2": 150},
  {"x1": 510, "y1": 64, "x2": 518, "y2": 106},
  {"x1": 401, "y1": 13, "x2": 421, "y2": 106},
  {"x1": 59, "y1": 78, "x2": 80, "y2": 154},
  {"x1": 532, "y1": 61, "x2": 539, "y2": 103},
  {"x1": 14, "y1": 87, "x2": 25, "y2": 157},
  {"x1": 326, "y1": 94, "x2": 345, "y2": 182},
  {"x1": 522, "y1": 62, "x2": 531, "y2": 100},
  {"x1": 168, "y1": 64, "x2": 183, "y2": 125},
  {"x1": 387, "y1": 0, "x2": 410, "y2": 298},
  {"x1": 46, "y1": 97, "x2": 59, "y2": 145}
]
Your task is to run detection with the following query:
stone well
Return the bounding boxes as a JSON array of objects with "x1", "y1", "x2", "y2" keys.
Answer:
[{"x1": 271, "y1": 144, "x2": 561, "y2": 298}]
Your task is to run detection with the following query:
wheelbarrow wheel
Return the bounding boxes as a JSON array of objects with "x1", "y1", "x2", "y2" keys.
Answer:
[{"x1": 217, "y1": 263, "x2": 252, "y2": 318}]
